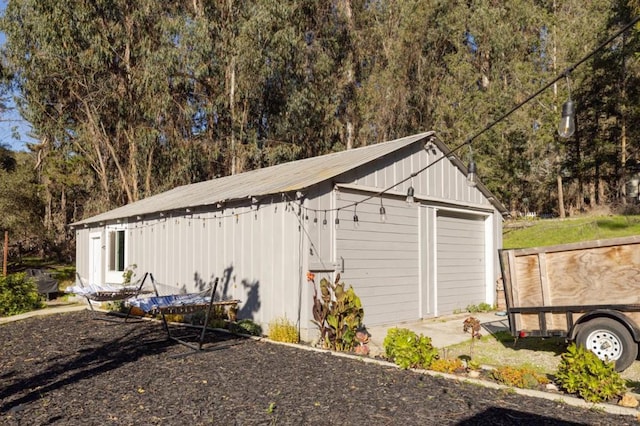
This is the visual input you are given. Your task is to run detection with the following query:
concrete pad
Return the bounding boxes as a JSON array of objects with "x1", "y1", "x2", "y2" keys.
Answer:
[{"x1": 366, "y1": 312, "x2": 510, "y2": 356}]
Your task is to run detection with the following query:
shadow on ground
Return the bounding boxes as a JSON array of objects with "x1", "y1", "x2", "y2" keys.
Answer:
[{"x1": 482, "y1": 319, "x2": 567, "y2": 356}]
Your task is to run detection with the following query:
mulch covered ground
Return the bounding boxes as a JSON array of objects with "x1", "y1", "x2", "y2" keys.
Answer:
[{"x1": 1, "y1": 311, "x2": 638, "y2": 425}]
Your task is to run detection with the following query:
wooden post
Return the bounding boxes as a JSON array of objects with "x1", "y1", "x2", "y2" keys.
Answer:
[{"x1": 3, "y1": 231, "x2": 7, "y2": 277}]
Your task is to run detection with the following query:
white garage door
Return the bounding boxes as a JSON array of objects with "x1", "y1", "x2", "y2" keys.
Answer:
[{"x1": 436, "y1": 211, "x2": 486, "y2": 315}]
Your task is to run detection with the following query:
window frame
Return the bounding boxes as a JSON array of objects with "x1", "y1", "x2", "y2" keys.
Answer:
[{"x1": 105, "y1": 223, "x2": 129, "y2": 284}]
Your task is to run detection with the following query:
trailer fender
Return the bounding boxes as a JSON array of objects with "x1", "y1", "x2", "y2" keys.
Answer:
[{"x1": 568, "y1": 310, "x2": 640, "y2": 342}]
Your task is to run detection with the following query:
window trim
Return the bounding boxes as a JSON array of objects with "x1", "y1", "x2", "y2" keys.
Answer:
[{"x1": 105, "y1": 223, "x2": 129, "y2": 284}]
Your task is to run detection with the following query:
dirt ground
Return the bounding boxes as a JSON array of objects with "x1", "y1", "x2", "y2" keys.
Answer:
[{"x1": 1, "y1": 311, "x2": 638, "y2": 425}]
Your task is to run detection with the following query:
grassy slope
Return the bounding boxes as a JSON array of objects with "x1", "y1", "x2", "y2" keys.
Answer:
[{"x1": 502, "y1": 215, "x2": 640, "y2": 249}]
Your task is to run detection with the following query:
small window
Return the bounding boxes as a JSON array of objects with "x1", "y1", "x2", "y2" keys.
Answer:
[{"x1": 108, "y1": 229, "x2": 126, "y2": 272}]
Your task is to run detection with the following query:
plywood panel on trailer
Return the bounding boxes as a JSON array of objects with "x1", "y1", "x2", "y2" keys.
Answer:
[
  {"x1": 502, "y1": 238, "x2": 640, "y2": 332},
  {"x1": 543, "y1": 244, "x2": 640, "y2": 305},
  {"x1": 508, "y1": 243, "x2": 640, "y2": 308},
  {"x1": 512, "y1": 254, "x2": 543, "y2": 306}
]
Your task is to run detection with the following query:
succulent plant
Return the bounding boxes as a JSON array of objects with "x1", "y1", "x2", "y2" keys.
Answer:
[{"x1": 309, "y1": 272, "x2": 365, "y2": 352}]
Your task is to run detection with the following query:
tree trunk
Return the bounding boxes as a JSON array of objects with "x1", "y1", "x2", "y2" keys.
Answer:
[
  {"x1": 229, "y1": 55, "x2": 237, "y2": 175},
  {"x1": 557, "y1": 174, "x2": 566, "y2": 218}
]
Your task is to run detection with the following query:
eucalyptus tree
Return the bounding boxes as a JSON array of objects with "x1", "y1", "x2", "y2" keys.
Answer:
[
  {"x1": 0, "y1": 151, "x2": 44, "y2": 257},
  {"x1": 572, "y1": 0, "x2": 640, "y2": 208},
  {"x1": 1, "y1": 0, "x2": 218, "y2": 211}
]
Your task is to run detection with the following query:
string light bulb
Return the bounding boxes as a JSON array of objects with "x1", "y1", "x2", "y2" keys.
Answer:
[
  {"x1": 379, "y1": 199, "x2": 387, "y2": 223},
  {"x1": 558, "y1": 99, "x2": 576, "y2": 138},
  {"x1": 353, "y1": 206, "x2": 359, "y2": 228},
  {"x1": 406, "y1": 186, "x2": 415, "y2": 205},
  {"x1": 322, "y1": 211, "x2": 328, "y2": 229},
  {"x1": 467, "y1": 161, "x2": 477, "y2": 187}
]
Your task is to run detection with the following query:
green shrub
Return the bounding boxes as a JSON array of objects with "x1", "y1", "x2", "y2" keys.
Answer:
[
  {"x1": 0, "y1": 273, "x2": 45, "y2": 316},
  {"x1": 490, "y1": 365, "x2": 549, "y2": 389},
  {"x1": 430, "y1": 358, "x2": 465, "y2": 374},
  {"x1": 106, "y1": 300, "x2": 126, "y2": 313},
  {"x1": 230, "y1": 319, "x2": 262, "y2": 336},
  {"x1": 466, "y1": 302, "x2": 493, "y2": 313},
  {"x1": 383, "y1": 328, "x2": 439, "y2": 369},
  {"x1": 555, "y1": 343, "x2": 627, "y2": 403},
  {"x1": 268, "y1": 317, "x2": 299, "y2": 343}
]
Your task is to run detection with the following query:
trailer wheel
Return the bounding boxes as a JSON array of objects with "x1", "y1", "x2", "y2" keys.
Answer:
[{"x1": 576, "y1": 318, "x2": 637, "y2": 372}]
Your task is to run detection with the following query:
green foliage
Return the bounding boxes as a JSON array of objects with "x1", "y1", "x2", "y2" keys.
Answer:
[
  {"x1": 206, "y1": 318, "x2": 227, "y2": 329},
  {"x1": 268, "y1": 317, "x2": 299, "y2": 343},
  {"x1": 106, "y1": 300, "x2": 126, "y2": 313},
  {"x1": 0, "y1": 272, "x2": 45, "y2": 316},
  {"x1": 555, "y1": 343, "x2": 627, "y2": 403},
  {"x1": 51, "y1": 265, "x2": 76, "y2": 289},
  {"x1": 383, "y1": 328, "x2": 439, "y2": 370},
  {"x1": 162, "y1": 313, "x2": 186, "y2": 323},
  {"x1": 310, "y1": 273, "x2": 365, "y2": 352},
  {"x1": 122, "y1": 264, "x2": 137, "y2": 285},
  {"x1": 466, "y1": 303, "x2": 493, "y2": 313},
  {"x1": 503, "y1": 216, "x2": 640, "y2": 249},
  {"x1": 430, "y1": 358, "x2": 465, "y2": 374},
  {"x1": 467, "y1": 359, "x2": 482, "y2": 371},
  {"x1": 230, "y1": 319, "x2": 262, "y2": 336},
  {"x1": 490, "y1": 366, "x2": 549, "y2": 389},
  {"x1": 3, "y1": 0, "x2": 640, "y2": 246},
  {"x1": 0, "y1": 152, "x2": 45, "y2": 257}
]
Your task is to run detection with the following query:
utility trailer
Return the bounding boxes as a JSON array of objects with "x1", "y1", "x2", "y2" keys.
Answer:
[{"x1": 499, "y1": 235, "x2": 640, "y2": 371}]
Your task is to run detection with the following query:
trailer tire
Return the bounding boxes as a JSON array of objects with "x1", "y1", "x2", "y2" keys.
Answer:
[{"x1": 576, "y1": 318, "x2": 637, "y2": 372}]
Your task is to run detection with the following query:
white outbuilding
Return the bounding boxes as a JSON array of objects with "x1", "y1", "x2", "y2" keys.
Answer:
[{"x1": 72, "y1": 131, "x2": 507, "y2": 338}]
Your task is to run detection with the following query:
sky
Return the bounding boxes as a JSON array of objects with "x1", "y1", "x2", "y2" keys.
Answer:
[{"x1": 0, "y1": 0, "x2": 34, "y2": 152}]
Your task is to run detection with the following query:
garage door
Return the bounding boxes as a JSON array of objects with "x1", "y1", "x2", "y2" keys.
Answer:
[{"x1": 436, "y1": 211, "x2": 486, "y2": 315}]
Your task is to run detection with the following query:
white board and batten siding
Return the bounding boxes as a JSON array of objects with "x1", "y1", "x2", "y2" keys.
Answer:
[
  {"x1": 335, "y1": 190, "x2": 420, "y2": 326},
  {"x1": 77, "y1": 199, "x2": 303, "y2": 328}
]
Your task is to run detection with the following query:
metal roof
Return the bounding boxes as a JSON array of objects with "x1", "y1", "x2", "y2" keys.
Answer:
[{"x1": 72, "y1": 131, "x2": 505, "y2": 226}]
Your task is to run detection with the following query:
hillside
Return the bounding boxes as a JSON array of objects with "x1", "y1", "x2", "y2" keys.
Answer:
[{"x1": 502, "y1": 215, "x2": 640, "y2": 249}]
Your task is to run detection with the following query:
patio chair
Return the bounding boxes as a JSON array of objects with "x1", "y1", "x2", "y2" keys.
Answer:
[
  {"x1": 68, "y1": 272, "x2": 152, "y2": 322},
  {"x1": 26, "y1": 268, "x2": 58, "y2": 301},
  {"x1": 128, "y1": 274, "x2": 241, "y2": 356}
]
